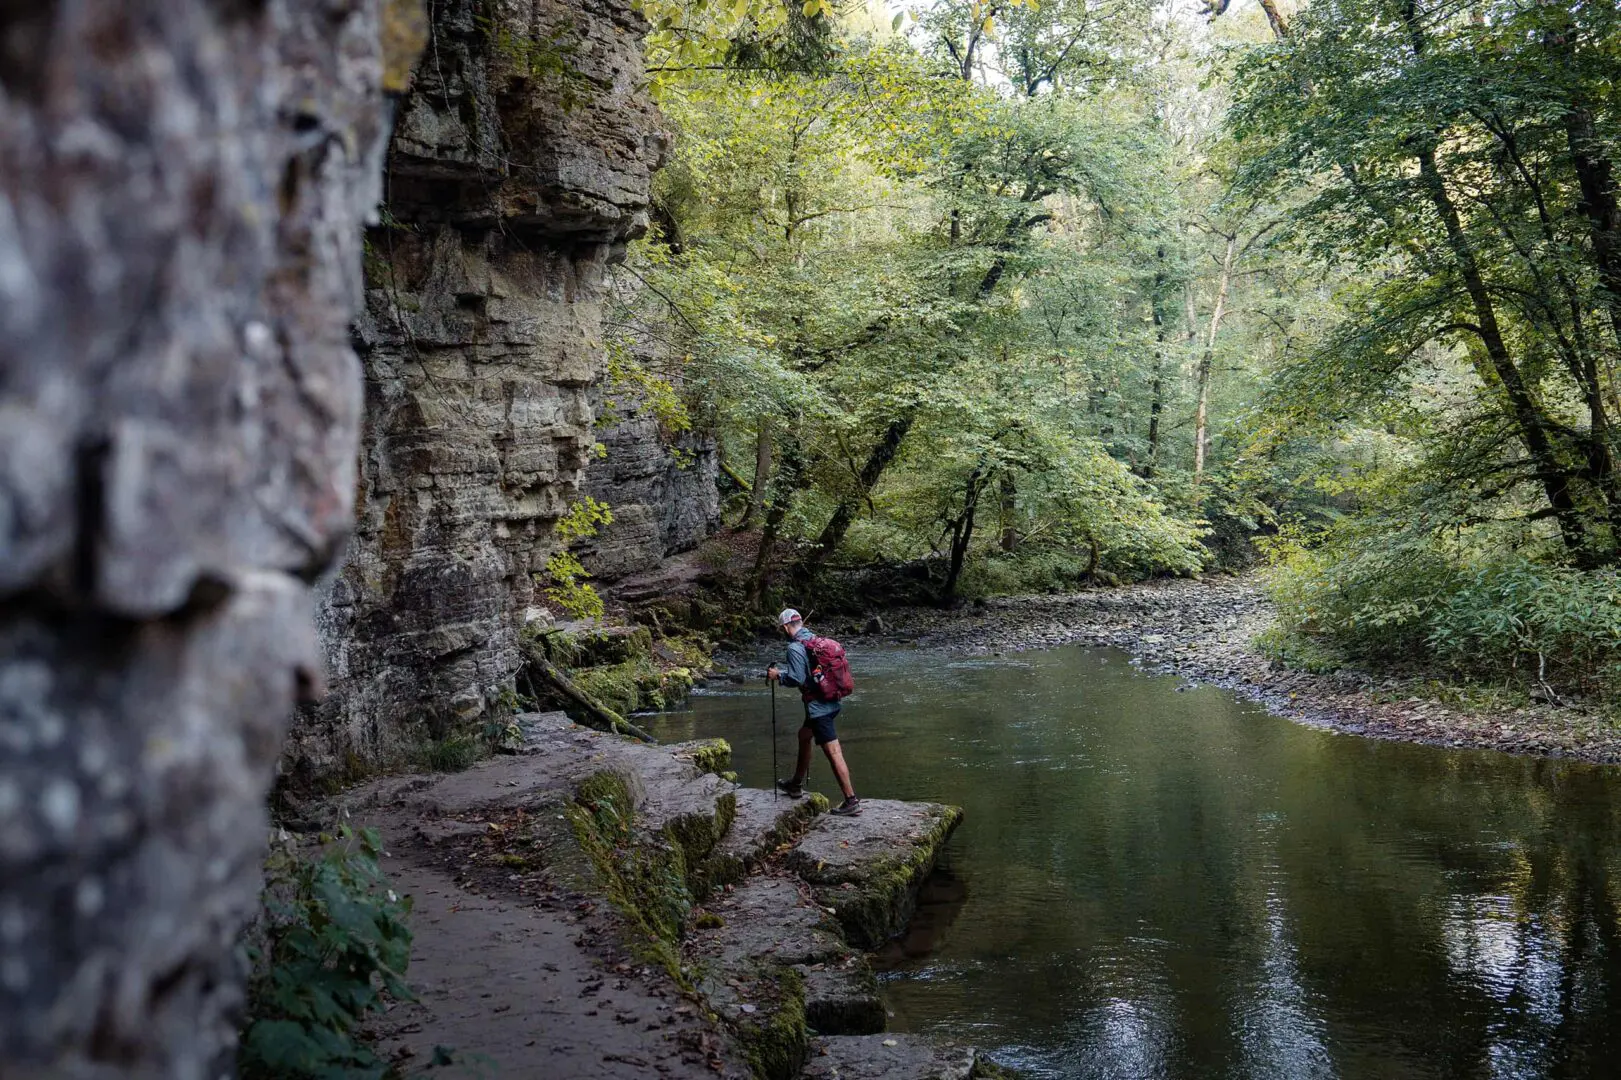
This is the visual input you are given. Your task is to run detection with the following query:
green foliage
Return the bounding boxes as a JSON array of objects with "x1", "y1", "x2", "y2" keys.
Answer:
[
  {"x1": 603, "y1": 339, "x2": 692, "y2": 437},
  {"x1": 543, "y1": 551, "x2": 605, "y2": 621},
  {"x1": 1266, "y1": 530, "x2": 1621, "y2": 697},
  {"x1": 241, "y1": 826, "x2": 421, "y2": 1080},
  {"x1": 618, "y1": 12, "x2": 1246, "y2": 602},
  {"x1": 1214, "y1": 0, "x2": 1621, "y2": 698},
  {"x1": 1252, "y1": 625, "x2": 1348, "y2": 676},
  {"x1": 411, "y1": 732, "x2": 484, "y2": 773},
  {"x1": 542, "y1": 497, "x2": 615, "y2": 621}
]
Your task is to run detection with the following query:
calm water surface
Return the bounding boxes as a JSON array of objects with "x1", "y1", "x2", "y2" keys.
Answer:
[{"x1": 644, "y1": 645, "x2": 1621, "y2": 1079}]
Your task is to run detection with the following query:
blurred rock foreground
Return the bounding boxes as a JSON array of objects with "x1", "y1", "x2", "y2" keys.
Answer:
[
  {"x1": 0, "y1": 1, "x2": 422, "y2": 1075},
  {"x1": 0, "y1": 0, "x2": 716, "y2": 1071}
]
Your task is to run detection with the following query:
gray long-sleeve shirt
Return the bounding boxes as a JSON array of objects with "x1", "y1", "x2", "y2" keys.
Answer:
[{"x1": 778, "y1": 627, "x2": 841, "y2": 719}]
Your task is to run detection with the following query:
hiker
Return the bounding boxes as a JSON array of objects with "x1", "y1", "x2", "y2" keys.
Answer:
[{"x1": 767, "y1": 608, "x2": 862, "y2": 817}]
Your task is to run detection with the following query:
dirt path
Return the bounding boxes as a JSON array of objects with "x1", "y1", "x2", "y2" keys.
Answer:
[
  {"x1": 372, "y1": 849, "x2": 745, "y2": 1080},
  {"x1": 820, "y1": 576, "x2": 1621, "y2": 765},
  {"x1": 345, "y1": 713, "x2": 978, "y2": 1079}
]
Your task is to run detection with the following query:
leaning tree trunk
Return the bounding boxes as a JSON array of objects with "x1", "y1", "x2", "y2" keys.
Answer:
[
  {"x1": 0, "y1": 3, "x2": 420, "y2": 1077},
  {"x1": 805, "y1": 411, "x2": 916, "y2": 574},
  {"x1": 1193, "y1": 235, "x2": 1237, "y2": 484},
  {"x1": 940, "y1": 468, "x2": 989, "y2": 603},
  {"x1": 1415, "y1": 146, "x2": 1587, "y2": 554}
]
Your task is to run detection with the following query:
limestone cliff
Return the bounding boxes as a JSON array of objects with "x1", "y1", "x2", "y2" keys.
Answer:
[
  {"x1": 582, "y1": 388, "x2": 720, "y2": 585},
  {"x1": 0, "y1": 2, "x2": 416, "y2": 1075},
  {"x1": 289, "y1": 0, "x2": 674, "y2": 778}
]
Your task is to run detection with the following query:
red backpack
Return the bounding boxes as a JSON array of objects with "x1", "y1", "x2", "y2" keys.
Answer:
[{"x1": 802, "y1": 635, "x2": 855, "y2": 702}]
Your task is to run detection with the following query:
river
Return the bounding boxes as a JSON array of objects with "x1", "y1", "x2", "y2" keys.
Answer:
[{"x1": 644, "y1": 644, "x2": 1621, "y2": 1079}]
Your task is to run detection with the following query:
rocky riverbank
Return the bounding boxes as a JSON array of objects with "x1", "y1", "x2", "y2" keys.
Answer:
[
  {"x1": 336, "y1": 712, "x2": 1007, "y2": 1079},
  {"x1": 822, "y1": 576, "x2": 1621, "y2": 765}
]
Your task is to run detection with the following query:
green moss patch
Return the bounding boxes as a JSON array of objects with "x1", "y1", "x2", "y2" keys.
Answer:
[
  {"x1": 680, "y1": 738, "x2": 734, "y2": 777},
  {"x1": 565, "y1": 770, "x2": 693, "y2": 978},
  {"x1": 665, "y1": 789, "x2": 738, "y2": 899},
  {"x1": 724, "y1": 964, "x2": 808, "y2": 1080}
]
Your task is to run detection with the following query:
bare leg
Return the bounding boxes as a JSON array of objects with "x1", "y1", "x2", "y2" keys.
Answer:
[
  {"x1": 821, "y1": 739, "x2": 856, "y2": 800},
  {"x1": 794, "y1": 724, "x2": 813, "y2": 782}
]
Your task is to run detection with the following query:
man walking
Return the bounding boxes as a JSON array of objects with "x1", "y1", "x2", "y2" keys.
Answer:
[{"x1": 767, "y1": 608, "x2": 862, "y2": 817}]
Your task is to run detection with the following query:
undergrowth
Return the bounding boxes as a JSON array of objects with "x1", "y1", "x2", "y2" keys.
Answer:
[
  {"x1": 1266, "y1": 535, "x2": 1621, "y2": 701},
  {"x1": 241, "y1": 825, "x2": 451, "y2": 1079}
]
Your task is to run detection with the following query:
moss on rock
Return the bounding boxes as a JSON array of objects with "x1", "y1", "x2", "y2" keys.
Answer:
[
  {"x1": 788, "y1": 802, "x2": 964, "y2": 950},
  {"x1": 565, "y1": 769, "x2": 693, "y2": 977},
  {"x1": 571, "y1": 661, "x2": 643, "y2": 718},
  {"x1": 665, "y1": 789, "x2": 737, "y2": 898},
  {"x1": 681, "y1": 738, "x2": 733, "y2": 776},
  {"x1": 728, "y1": 964, "x2": 808, "y2": 1080}
]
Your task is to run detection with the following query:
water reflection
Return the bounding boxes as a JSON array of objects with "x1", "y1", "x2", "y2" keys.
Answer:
[{"x1": 651, "y1": 646, "x2": 1621, "y2": 1079}]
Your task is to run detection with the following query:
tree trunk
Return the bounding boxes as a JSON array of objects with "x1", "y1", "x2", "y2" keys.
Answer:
[
  {"x1": 1145, "y1": 353, "x2": 1165, "y2": 479},
  {"x1": 749, "y1": 438, "x2": 807, "y2": 605},
  {"x1": 1415, "y1": 146, "x2": 1586, "y2": 553},
  {"x1": 1565, "y1": 107, "x2": 1621, "y2": 357},
  {"x1": 1257, "y1": 0, "x2": 1289, "y2": 39},
  {"x1": 999, "y1": 473, "x2": 1019, "y2": 552},
  {"x1": 1194, "y1": 235, "x2": 1237, "y2": 484},
  {"x1": 940, "y1": 470, "x2": 987, "y2": 603},
  {"x1": 529, "y1": 655, "x2": 657, "y2": 743},
  {"x1": 1143, "y1": 261, "x2": 1175, "y2": 479},
  {"x1": 740, "y1": 421, "x2": 773, "y2": 530},
  {"x1": 805, "y1": 411, "x2": 915, "y2": 570}
]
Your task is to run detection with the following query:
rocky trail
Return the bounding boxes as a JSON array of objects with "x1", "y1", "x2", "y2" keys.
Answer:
[
  {"x1": 336, "y1": 713, "x2": 999, "y2": 1080},
  {"x1": 822, "y1": 576, "x2": 1621, "y2": 764}
]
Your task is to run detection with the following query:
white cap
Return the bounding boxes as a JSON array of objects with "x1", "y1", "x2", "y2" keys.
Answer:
[{"x1": 778, "y1": 608, "x2": 802, "y2": 626}]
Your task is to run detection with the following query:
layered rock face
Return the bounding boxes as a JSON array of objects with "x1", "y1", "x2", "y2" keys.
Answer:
[
  {"x1": 290, "y1": 0, "x2": 670, "y2": 777},
  {"x1": 583, "y1": 396, "x2": 719, "y2": 583},
  {"x1": 0, "y1": 2, "x2": 416, "y2": 1076}
]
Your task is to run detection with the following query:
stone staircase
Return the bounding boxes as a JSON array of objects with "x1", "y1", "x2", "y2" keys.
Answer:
[{"x1": 343, "y1": 711, "x2": 1004, "y2": 1079}]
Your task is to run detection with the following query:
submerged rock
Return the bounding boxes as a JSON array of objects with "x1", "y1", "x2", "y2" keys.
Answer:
[{"x1": 802, "y1": 1034, "x2": 978, "y2": 1080}]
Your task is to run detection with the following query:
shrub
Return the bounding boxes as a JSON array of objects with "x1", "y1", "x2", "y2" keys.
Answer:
[
  {"x1": 241, "y1": 826, "x2": 422, "y2": 1080},
  {"x1": 1266, "y1": 530, "x2": 1621, "y2": 698},
  {"x1": 1263, "y1": 530, "x2": 1455, "y2": 662},
  {"x1": 1428, "y1": 562, "x2": 1621, "y2": 696}
]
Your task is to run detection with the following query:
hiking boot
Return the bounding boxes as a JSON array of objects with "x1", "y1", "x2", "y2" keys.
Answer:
[
  {"x1": 776, "y1": 777, "x2": 806, "y2": 799},
  {"x1": 829, "y1": 797, "x2": 863, "y2": 817}
]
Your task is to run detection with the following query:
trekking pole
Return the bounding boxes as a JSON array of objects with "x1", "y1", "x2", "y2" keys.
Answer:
[{"x1": 769, "y1": 678, "x2": 779, "y2": 802}]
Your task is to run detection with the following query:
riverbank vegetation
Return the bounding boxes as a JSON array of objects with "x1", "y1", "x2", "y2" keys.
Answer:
[{"x1": 590, "y1": 0, "x2": 1621, "y2": 705}]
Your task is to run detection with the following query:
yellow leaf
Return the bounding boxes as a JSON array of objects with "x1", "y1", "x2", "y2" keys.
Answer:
[{"x1": 802, "y1": 0, "x2": 818, "y2": 13}]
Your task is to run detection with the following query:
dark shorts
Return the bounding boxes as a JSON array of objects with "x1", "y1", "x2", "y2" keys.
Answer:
[{"x1": 803, "y1": 707, "x2": 841, "y2": 746}]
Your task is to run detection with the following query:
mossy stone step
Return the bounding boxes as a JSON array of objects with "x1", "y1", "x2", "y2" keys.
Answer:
[
  {"x1": 708, "y1": 787, "x2": 827, "y2": 889},
  {"x1": 690, "y1": 876, "x2": 887, "y2": 1071},
  {"x1": 785, "y1": 800, "x2": 964, "y2": 949}
]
